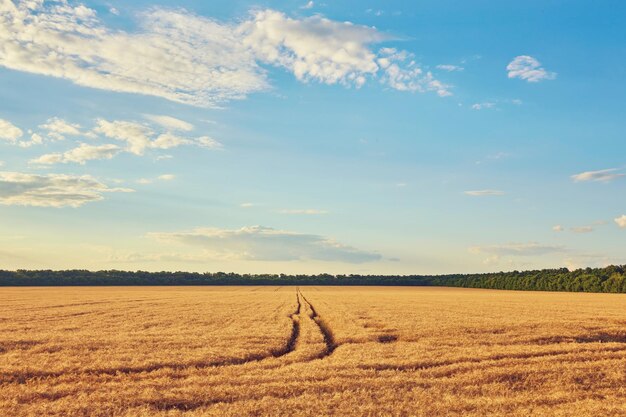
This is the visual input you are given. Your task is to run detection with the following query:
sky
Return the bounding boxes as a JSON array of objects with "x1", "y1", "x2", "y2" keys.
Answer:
[{"x1": 0, "y1": 0, "x2": 625, "y2": 274}]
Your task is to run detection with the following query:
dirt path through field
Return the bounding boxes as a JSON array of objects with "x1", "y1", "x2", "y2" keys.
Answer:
[{"x1": 298, "y1": 288, "x2": 338, "y2": 358}]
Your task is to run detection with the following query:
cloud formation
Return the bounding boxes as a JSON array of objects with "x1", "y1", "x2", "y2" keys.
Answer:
[
  {"x1": 30, "y1": 143, "x2": 121, "y2": 165},
  {"x1": 0, "y1": 171, "x2": 132, "y2": 207},
  {"x1": 143, "y1": 115, "x2": 194, "y2": 132},
  {"x1": 0, "y1": 2, "x2": 449, "y2": 107},
  {"x1": 464, "y1": 190, "x2": 505, "y2": 196},
  {"x1": 26, "y1": 115, "x2": 221, "y2": 165},
  {"x1": 92, "y1": 119, "x2": 221, "y2": 156},
  {"x1": 39, "y1": 117, "x2": 81, "y2": 140},
  {"x1": 615, "y1": 215, "x2": 626, "y2": 229},
  {"x1": 0, "y1": 118, "x2": 23, "y2": 143},
  {"x1": 507, "y1": 55, "x2": 556, "y2": 82},
  {"x1": 436, "y1": 64, "x2": 463, "y2": 72},
  {"x1": 571, "y1": 168, "x2": 625, "y2": 183},
  {"x1": 149, "y1": 225, "x2": 381, "y2": 263},
  {"x1": 471, "y1": 102, "x2": 496, "y2": 110}
]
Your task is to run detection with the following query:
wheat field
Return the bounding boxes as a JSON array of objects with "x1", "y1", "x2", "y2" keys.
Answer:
[{"x1": 2, "y1": 286, "x2": 626, "y2": 416}]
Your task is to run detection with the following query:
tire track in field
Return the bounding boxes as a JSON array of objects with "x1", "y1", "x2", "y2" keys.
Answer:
[
  {"x1": 148, "y1": 289, "x2": 341, "y2": 412},
  {"x1": 298, "y1": 289, "x2": 338, "y2": 358},
  {"x1": 270, "y1": 291, "x2": 301, "y2": 357},
  {"x1": 1, "y1": 291, "x2": 305, "y2": 384},
  {"x1": 358, "y1": 344, "x2": 626, "y2": 375}
]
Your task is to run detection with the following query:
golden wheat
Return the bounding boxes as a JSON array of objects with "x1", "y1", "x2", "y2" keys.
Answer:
[{"x1": 1, "y1": 286, "x2": 626, "y2": 416}]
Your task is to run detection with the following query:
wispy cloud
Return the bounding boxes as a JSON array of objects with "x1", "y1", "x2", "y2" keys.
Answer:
[
  {"x1": 506, "y1": 55, "x2": 556, "y2": 82},
  {"x1": 464, "y1": 189, "x2": 505, "y2": 196},
  {"x1": 0, "y1": 3, "x2": 449, "y2": 107},
  {"x1": 301, "y1": 1, "x2": 314, "y2": 9},
  {"x1": 39, "y1": 117, "x2": 81, "y2": 140},
  {"x1": 28, "y1": 116, "x2": 218, "y2": 165},
  {"x1": 143, "y1": 115, "x2": 194, "y2": 132},
  {"x1": 436, "y1": 64, "x2": 464, "y2": 72},
  {"x1": 0, "y1": 118, "x2": 23, "y2": 143},
  {"x1": 0, "y1": 171, "x2": 132, "y2": 207},
  {"x1": 30, "y1": 143, "x2": 121, "y2": 165},
  {"x1": 135, "y1": 174, "x2": 175, "y2": 184},
  {"x1": 552, "y1": 225, "x2": 564, "y2": 232},
  {"x1": 148, "y1": 226, "x2": 382, "y2": 263},
  {"x1": 571, "y1": 168, "x2": 625, "y2": 183},
  {"x1": 471, "y1": 102, "x2": 496, "y2": 110}
]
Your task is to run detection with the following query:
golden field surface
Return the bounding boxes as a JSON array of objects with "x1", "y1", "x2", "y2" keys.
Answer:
[{"x1": 2, "y1": 286, "x2": 626, "y2": 416}]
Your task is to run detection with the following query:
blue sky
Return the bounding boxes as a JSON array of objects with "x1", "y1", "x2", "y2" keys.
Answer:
[{"x1": 0, "y1": 0, "x2": 625, "y2": 274}]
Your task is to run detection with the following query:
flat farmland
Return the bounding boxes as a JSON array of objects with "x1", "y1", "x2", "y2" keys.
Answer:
[{"x1": 2, "y1": 286, "x2": 626, "y2": 416}]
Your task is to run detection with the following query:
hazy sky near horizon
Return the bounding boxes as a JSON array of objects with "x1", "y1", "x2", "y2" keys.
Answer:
[{"x1": 0, "y1": 0, "x2": 625, "y2": 274}]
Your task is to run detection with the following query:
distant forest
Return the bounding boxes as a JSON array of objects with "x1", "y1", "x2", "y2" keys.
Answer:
[{"x1": 2, "y1": 265, "x2": 626, "y2": 293}]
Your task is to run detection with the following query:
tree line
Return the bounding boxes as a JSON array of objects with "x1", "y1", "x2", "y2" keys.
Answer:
[{"x1": 1, "y1": 265, "x2": 626, "y2": 293}]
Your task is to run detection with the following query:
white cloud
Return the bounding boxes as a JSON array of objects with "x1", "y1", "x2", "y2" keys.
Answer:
[
  {"x1": 0, "y1": 3, "x2": 448, "y2": 106},
  {"x1": 301, "y1": 1, "x2": 314, "y2": 9},
  {"x1": 29, "y1": 153, "x2": 63, "y2": 165},
  {"x1": 552, "y1": 225, "x2": 564, "y2": 232},
  {"x1": 378, "y1": 48, "x2": 451, "y2": 96},
  {"x1": 436, "y1": 64, "x2": 463, "y2": 72},
  {"x1": 0, "y1": 118, "x2": 23, "y2": 143},
  {"x1": 506, "y1": 55, "x2": 556, "y2": 82},
  {"x1": 0, "y1": 171, "x2": 132, "y2": 207},
  {"x1": 93, "y1": 119, "x2": 223, "y2": 154},
  {"x1": 571, "y1": 168, "x2": 625, "y2": 183},
  {"x1": 0, "y1": 2, "x2": 266, "y2": 107},
  {"x1": 464, "y1": 189, "x2": 505, "y2": 196},
  {"x1": 93, "y1": 119, "x2": 152, "y2": 155},
  {"x1": 196, "y1": 136, "x2": 223, "y2": 149},
  {"x1": 241, "y1": 10, "x2": 385, "y2": 87},
  {"x1": 136, "y1": 174, "x2": 176, "y2": 183},
  {"x1": 471, "y1": 102, "x2": 496, "y2": 110},
  {"x1": 615, "y1": 215, "x2": 626, "y2": 229},
  {"x1": 39, "y1": 117, "x2": 81, "y2": 140},
  {"x1": 151, "y1": 133, "x2": 191, "y2": 150},
  {"x1": 143, "y1": 115, "x2": 194, "y2": 132},
  {"x1": 148, "y1": 225, "x2": 381, "y2": 263},
  {"x1": 278, "y1": 209, "x2": 328, "y2": 215},
  {"x1": 240, "y1": 202, "x2": 256, "y2": 208},
  {"x1": 18, "y1": 133, "x2": 44, "y2": 148},
  {"x1": 30, "y1": 143, "x2": 121, "y2": 165}
]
